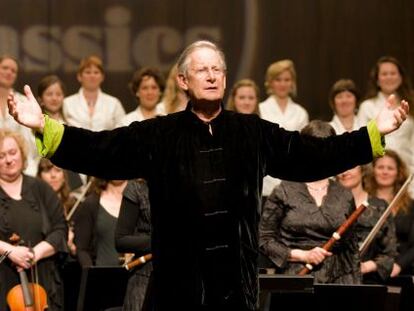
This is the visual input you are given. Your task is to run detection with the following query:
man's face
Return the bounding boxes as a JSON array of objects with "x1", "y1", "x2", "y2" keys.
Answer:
[{"x1": 178, "y1": 48, "x2": 226, "y2": 104}]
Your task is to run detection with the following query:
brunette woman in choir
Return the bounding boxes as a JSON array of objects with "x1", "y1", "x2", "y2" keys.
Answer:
[
  {"x1": 119, "y1": 67, "x2": 165, "y2": 126},
  {"x1": 115, "y1": 179, "x2": 152, "y2": 311},
  {"x1": 0, "y1": 129, "x2": 68, "y2": 310},
  {"x1": 328, "y1": 79, "x2": 362, "y2": 134},
  {"x1": 38, "y1": 76, "x2": 86, "y2": 192},
  {"x1": 337, "y1": 165, "x2": 398, "y2": 283},
  {"x1": 365, "y1": 149, "x2": 414, "y2": 276},
  {"x1": 37, "y1": 159, "x2": 77, "y2": 254},
  {"x1": 63, "y1": 55, "x2": 125, "y2": 131},
  {"x1": 226, "y1": 79, "x2": 260, "y2": 115},
  {"x1": 37, "y1": 75, "x2": 67, "y2": 124},
  {"x1": 358, "y1": 56, "x2": 414, "y2": 178},
  {"x1": 259, "y1": 120, "x2": 361, "y2": 284},
  {"x1": 73, "y1": 178, "x2": 127, "y2": 267}
]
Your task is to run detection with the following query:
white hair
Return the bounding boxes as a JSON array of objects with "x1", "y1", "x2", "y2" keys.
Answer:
[{"x1": 176, "y1": 40, "x2": 227, "y2": 76}]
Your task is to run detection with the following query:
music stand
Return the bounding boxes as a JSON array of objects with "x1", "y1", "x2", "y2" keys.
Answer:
[
  {"x1": 259, "y1": 274, "x2": 314, "y2": 293},
  {"x1": 259, "y1": 274, "x2": 314, "y2": 311},
  {"x1": 387, "y1": 275, "x2": 414, "y2": 311},
  {"x1": 314, "y1": 283, "x2": 388, "y2": 311},
  {"x1": 76, "y1": 266, "x2": 129, "y2": 311}
]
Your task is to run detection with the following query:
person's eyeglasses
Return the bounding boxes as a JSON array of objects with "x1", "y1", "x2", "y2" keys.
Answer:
[{"x1": 191, "y1": 67, "x2": 224, "y2": 78}]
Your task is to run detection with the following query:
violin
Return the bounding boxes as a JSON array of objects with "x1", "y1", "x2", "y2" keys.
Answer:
[
  {"x1": 359, "y1": 174, "x2": 413, "y2": 256},
  {"x1": 6, "y1": 233, "x2": 48, "y2": 311}
]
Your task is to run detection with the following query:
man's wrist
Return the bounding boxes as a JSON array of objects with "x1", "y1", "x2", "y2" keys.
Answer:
[
  {"x1": 37, "y1": 114, "x2": 46, "y2": 134},
  {"x1": 35, "y1": 115, "x2": 65, "y2": 158},
  {"x1": 367, "y1": 119, "x2": 385, "y2": 157}
]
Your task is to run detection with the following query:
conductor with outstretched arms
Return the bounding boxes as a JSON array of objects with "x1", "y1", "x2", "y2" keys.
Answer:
[{"x1": 7, "y1": 41, "x2": 409, "y2": 310}]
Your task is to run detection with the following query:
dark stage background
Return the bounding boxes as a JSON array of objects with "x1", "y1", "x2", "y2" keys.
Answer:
[{"x1": 1, "y1": 0, "x2": 413, "y2": 120}]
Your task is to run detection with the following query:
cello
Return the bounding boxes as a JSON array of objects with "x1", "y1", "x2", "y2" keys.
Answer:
[{"x1": 6, "y1": 233, "x2": 48, "y2": 311}]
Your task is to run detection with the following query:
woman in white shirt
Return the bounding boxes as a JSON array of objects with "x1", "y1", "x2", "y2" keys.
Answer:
[
  {"x1": 259, "y1": 59, "x2": 308, "y2": 131},
  {"x1": 119, "y1": 67, "x2": 165, "y2": 126},
  {"x1": 358, "y1": 56, "x2": 414, "y2": 179},
  {"x1": 328, "y1": 79, "x2": 362, "y2": 134},
  {"x1": 63, "y1": 55, "x2": 125, "y2": 131},
  {"x1": 259, "y1": 59, "x2": 309, "y2": 197}
]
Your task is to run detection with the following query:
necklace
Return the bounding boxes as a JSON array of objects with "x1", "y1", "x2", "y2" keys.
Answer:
[{"x1": 306, "y1": 182, "x2": 329, "y2": 192}]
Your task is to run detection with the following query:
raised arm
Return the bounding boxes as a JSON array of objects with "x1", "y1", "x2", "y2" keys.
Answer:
[
  {"x1": 7, "y1": 85, "x2": 46, "y2": 132},
  {"x1": 8, "y1": 85, "x2": 157, "y2": 180},
  {"x1": 262, "y1": 95, "x2": 409, "y2": 182}
]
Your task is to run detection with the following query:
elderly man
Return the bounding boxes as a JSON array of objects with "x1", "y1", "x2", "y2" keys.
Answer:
[{"x1": 8, "y1": 41, "x2": 408, "y2": 310}]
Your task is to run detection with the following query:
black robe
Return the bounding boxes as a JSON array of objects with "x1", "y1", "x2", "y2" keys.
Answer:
[{"x1": 50, "y1": 104, "x2": 373, "y2": 310}]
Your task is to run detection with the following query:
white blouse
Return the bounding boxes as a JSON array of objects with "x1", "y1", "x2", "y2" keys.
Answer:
[
  {"x1": 63, "y1": 88, "x2": 125, "y2": 131},
  {"x1": 259, "y1": 96, "x2": 309, "y2": 131},
  {"x1": 118, "y1": 104, "x2": 166, "y2": 127},
  {"x1": 329, "y1": 114, "x2": 362, "y2": 135}
]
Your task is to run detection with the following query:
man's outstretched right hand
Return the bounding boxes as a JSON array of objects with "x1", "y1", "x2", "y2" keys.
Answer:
[{"x1": 7, "y1": 84, "x2": 45, "y2": 133}]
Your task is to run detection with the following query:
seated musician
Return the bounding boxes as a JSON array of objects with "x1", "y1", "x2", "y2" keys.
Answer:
[
  {"x1": 0, "y1": 130, "x2": 68, "y2": 310},
  {"x1": 115, "y1": 179, "x2": 152, "y2": 311},
  {"x1": 337, "y1": 165, "x2": 398, "y2": 284},
  {"x1": 73, "y1": 178, "x2": 127, "y2": 267},
  {"x1": 365, "y1": 149, "x2": 414, "y2": 276},
  {"x1": 259, "y1": 120, "x2": 361, "y2": 284}
]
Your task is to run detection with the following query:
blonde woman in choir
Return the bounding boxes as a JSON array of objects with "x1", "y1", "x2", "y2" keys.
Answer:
[
  {"x1": 259, "y1": 60, "x2": 309, "y2": 197},
  {"x1": 329, "y1": 79, "x2": 362, "y2": 134},
  {"x1": 259, "y1": 59, "x2": 308, "y2": 130},
  {"x1": 0, "y1": 55, "x2": 38, "y2": 176},
  {"x1": 226, "y1": 78, "x2": 260, "y2": 115},
  {"x1": 63, "y1": 55, "x2": 125, "y2": 131},
  {"x1": 161, "y1": 64, "x2": 188, "y2": 114}
]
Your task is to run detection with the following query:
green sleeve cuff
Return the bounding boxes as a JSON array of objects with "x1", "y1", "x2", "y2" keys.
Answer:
[
  {"x1": 367, "y1": 119, "x2": 385, "y2": 158},
  {"x1": 35, "y1": 115, "x2": 65, "y2": 158}
]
